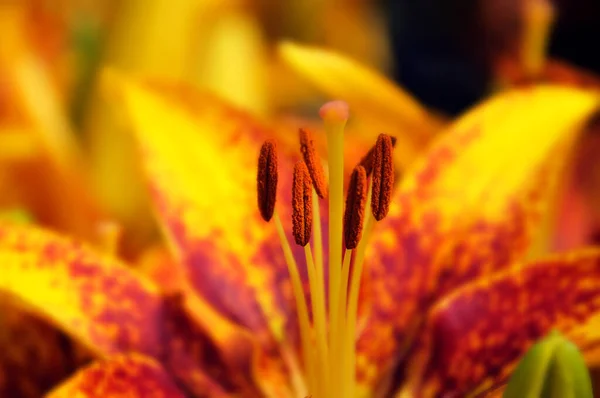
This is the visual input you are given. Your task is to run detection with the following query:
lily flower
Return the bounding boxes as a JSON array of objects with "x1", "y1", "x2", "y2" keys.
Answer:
[{"x1": 0, "y1": 69, "x2": 600, "y2": 397}]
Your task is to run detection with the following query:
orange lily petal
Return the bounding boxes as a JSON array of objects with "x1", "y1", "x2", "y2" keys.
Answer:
[
  {"x1": 357, "y1": 86, "x2": 599, "y2": 393},
  {"x1": 135, "y1": 243, "x2": 187, "y2": 294},
  {"x1": 105, "y1": 73, "x2": 307, "y2": 395},
  {"x1": 0, "y1": 222, "x2": 257, "y2": 395},
  {"x1": 47, "y1": 353, "x2": 187, "y2": 398},
  {"x1": 0, "y1": 222, "x2": 164, "y2": 357},
  {"x1": 400, "y1": 248, "x2": 600, "y2": 397}
]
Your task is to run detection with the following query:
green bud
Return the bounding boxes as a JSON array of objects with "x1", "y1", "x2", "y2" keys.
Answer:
[{"x1": 504, "y1": 330, "x2": 593, "y2": 398}]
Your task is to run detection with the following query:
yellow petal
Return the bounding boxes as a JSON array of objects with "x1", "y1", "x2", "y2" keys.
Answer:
[
  {"x1": 0, "y1": 222, "x2": 163, "y2": 357},
  {"x1": 197, "y1": 9, "x2": 269, "y2": 115},
  {"x1": 357, "y1": 85, "x2": 599, "y2": 394},
  {"x1": 104, "y1": 72, "x2": 303, "y2": 396},
  {"x1": 278, "y1": 42, "x2": 443, "y2": 167}
]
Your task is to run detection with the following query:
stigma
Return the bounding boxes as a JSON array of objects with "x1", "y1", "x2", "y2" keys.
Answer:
[{"x1": 256, "y1": 101, "x2": 395, "y2": 398}]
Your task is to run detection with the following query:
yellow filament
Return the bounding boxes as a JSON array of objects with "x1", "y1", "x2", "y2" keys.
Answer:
[
  {"x1": 323, "y1": 116, "x2": 346, "y2": 393},
  {"x1": 274, "y1": 211, "x2": 314, "y2": 394},
  {"x1": 345, "y1": 184, "x2": 374, "y2": 397},
  {"x1": 313, "y1": 190, "x2": 324, "y2": 280},
  {"x1": 312, "y1": 190, "x2": 328, "y2": 387},
  {"x1": 338, "y1": 249, "x2": 353, "y2": 329},
  {"x1": 337, "y1": 248, "x2": 353, "y2": 397},
  {"x1": 305, "y1": 245, "x2": 328, "y2": 397},
  {"x1": 521, "y1": 0, "x2": 555, "y2": 78}
]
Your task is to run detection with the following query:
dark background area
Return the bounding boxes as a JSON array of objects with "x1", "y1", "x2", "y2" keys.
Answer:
[{"x1": 385, "y1": 0, "x2": 600, "y2": 115}]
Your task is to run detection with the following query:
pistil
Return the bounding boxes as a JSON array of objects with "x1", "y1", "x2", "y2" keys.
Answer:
[{"x1": 319, "y1": 101, "x2": 349, "y2": 393}]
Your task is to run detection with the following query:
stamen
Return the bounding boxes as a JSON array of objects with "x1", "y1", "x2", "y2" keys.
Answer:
[
  {"x1": 345, "y1": 181, "x2": 374, "y2": 398},
  {"x1": 292, "y1": 161, "x2": 313, "y2": 247},
  {"x1": 299, "y1": 128, "x2": 328, "y2": 198},
  {"x1": 304, "y1": 245, "x2": 328, "y2": 397},
  {"x1": 359, "y1": 135, "x2": 397, "y2": 176},
  {"x1": 343, "y1": 166, "x2": 368, "y2": 250},
  {"x1": 371, "y1": 134, "x2": 394, "y2": 221},
  {"x1": 257, "y1": 140, "x2": 278, "y2": 222},
  {"x1": 310, "y1": 189, "x2": 328, "y2": 397},
  {"x1": 273, "y1": 211, "x2": 315, "y2": 394}
]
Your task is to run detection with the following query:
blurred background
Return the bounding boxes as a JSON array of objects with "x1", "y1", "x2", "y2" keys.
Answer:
[
  {"x1": 0, "y1": 0, "x2": 600, "y2": 396},
  {"x1": 0, "y1": 0, "x2": 599, "y2": 259}
]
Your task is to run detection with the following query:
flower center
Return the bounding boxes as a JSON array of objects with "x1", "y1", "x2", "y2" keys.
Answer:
[{"x1": 257, "y1": 101, "x2": 395, "y2": 398}]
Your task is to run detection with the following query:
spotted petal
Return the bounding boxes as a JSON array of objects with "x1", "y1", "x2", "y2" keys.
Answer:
[
  {"x1": 400, "y1": 248, "x2": 600, "y2": 397},
  {"x1": 47, "y1": 353, "x2": 187, "y2": 398},
  {"x1": 105, "y1": 73, "x2": 310, "y2": 395},
  {"x1": 0, "y1": 222, "x2": 164, "y2": 356},
  {"x1": 357, "y1": 86, "x2": 599, "y2": 393},
  {"x1": 0, "y1": 222, "x2": 254, "y2": 395}
]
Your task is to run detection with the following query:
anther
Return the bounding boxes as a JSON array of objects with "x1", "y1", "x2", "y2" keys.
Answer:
[
  {"x1": 292, "y1": 161, "x2": 313, "y2": 246},
  {"x1": 371, "y1": 134, "x2": 394, "y2": 221},
  {"x1": 299, "y1": 128, "x2": 328, "y2": 199},
  {"x1": 343, "y1": 166, "x2": 368, "y2": 249},
  {"x1": 359, "y1": 135, "x2": 396, "y2": 176},
  {"x1": 257, "y1": 140, "x2": 278, "y2": 222}
]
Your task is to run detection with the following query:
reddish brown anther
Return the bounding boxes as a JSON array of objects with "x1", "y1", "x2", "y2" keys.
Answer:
[
  {"x1": 292, "y1": 161, "x2": 313, "y2": 246},
  {"x1": 299, "y1": 128, "x2": 328, "y2": 198},
  {"x1": 371, "y1": 134, "x2": 394, "y2": 221},
  {"x1": 257, "y1": 140, "x2": 278, "y2": 222},
  {"x1": 359, "y1": 135, "x2": 397, "y2": 176},
  {"x1": 344, "y1": 166, "x2": 368, "y2": 249}
]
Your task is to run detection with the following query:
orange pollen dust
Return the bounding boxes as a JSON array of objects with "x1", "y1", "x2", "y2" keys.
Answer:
[
  {"x1": 343, "y1": 166, "x2": 368, "y2": 250},
  {"x1": 257, "y1": 140, "x2": 278, "y2": 222},
  {"x1": 299, "y1": 128, "x2": 328, "y2": 199},
  {"x1": 292, "y1": 161, "x2": 313, "y2": 247},
  {"x1": 371, "y1": 134, "x2": 394, "y2": 221}
]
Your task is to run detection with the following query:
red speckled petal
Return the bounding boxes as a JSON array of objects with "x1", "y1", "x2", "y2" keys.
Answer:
[
  {"x1": 0, "y1": 222, "x2": 164, "y2": 357},
  {"x1": 46, "y1": 353, "x2": 187, "y2": 398},
  {"x1": 356, "y1": 86, "x2": 599, "y2": 393},
  {"x1": 106, "y1": 73, "x2": 313, "y2": 393},
  {"x1": 0, "y1": 222, "x2": 249, "y2": 395},
  {"x1": 398, "y1": 248, "x2": 600, "y2": 397}
]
